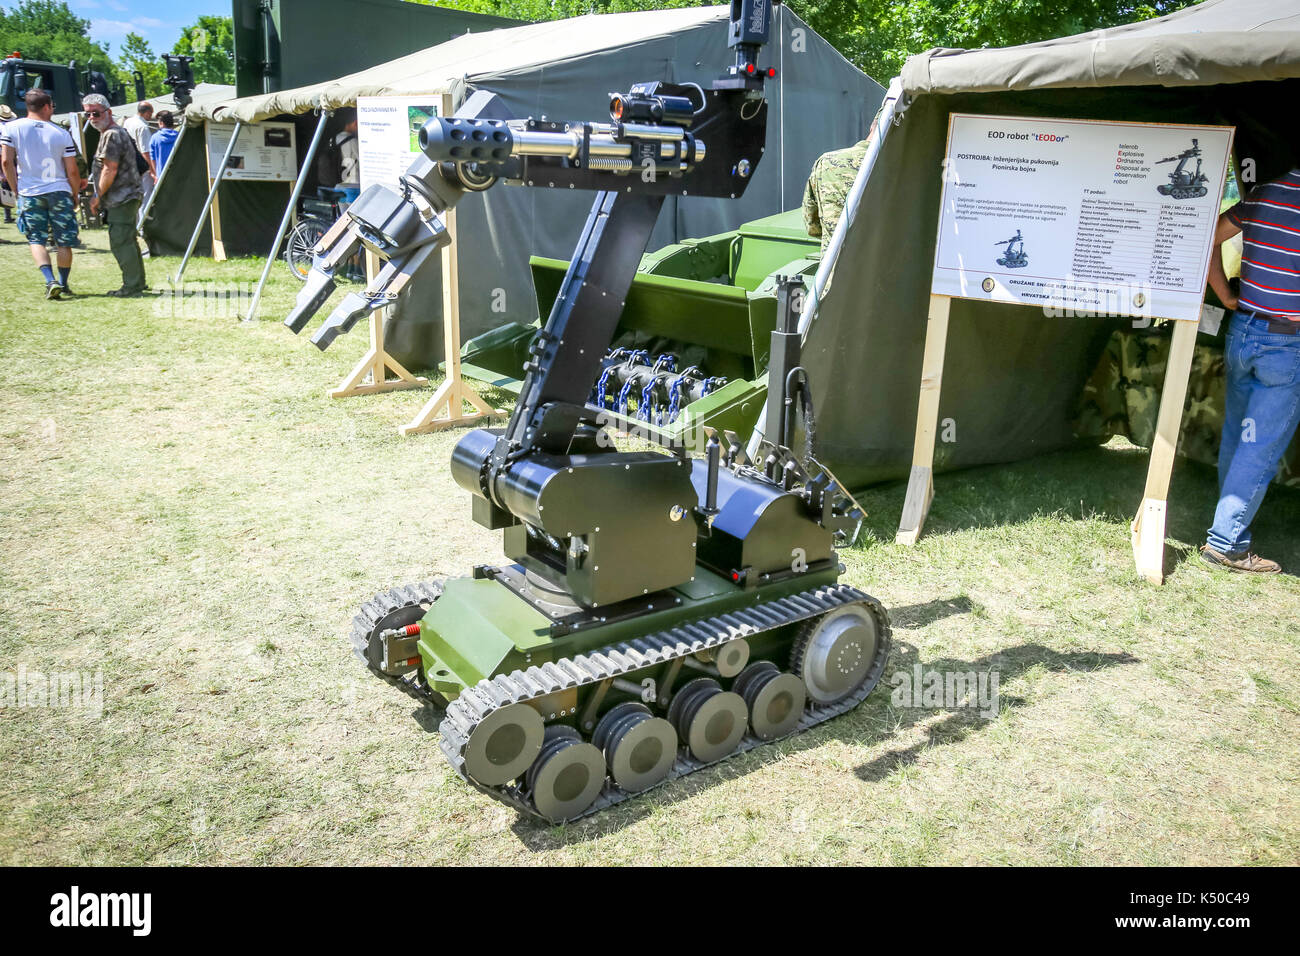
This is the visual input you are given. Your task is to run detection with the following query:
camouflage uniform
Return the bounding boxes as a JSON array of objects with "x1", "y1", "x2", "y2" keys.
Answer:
[
  {"x1": 802, "y1": 139, "x2": 868, "y2": 252},
  {"x1": 1075, "y1": 326, "x2": 1300, "y2": 489}
]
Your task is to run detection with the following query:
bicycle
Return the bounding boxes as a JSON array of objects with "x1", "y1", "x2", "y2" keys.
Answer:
[{"x1": 285, "y1": 186, "x2": 364, "y2": 281}]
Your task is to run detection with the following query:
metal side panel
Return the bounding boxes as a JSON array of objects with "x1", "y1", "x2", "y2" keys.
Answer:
[{"x1": 418, "y1": 577, "x2": 552, "y2": 695}]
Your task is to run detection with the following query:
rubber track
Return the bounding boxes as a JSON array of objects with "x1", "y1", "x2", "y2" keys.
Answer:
[
  {"x1": 437, "y1": 582, "x2": 890, "y2": 822},
  {"x1": 349, "y1": 580, "x2": 445, "y2": 699}
]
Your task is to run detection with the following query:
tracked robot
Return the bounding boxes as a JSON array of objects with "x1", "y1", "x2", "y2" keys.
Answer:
[{"x1": 284, "y1": 0, "x2": 890, "y2": 822}]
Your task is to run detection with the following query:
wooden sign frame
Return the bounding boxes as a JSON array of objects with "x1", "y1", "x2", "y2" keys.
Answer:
[
  {"x1": 328, "y1": 250, "x2": 430, "y2": 400},
  {"x1": 896, "y1": 294, "x2": 1200, "y2": 584},
  {"x1": 399, "y1": 202, "x2": 504, "y2": 435},
  {"x1": 203, "y1": 121, "x2": 298, "y2": 263},
  {"x1": 898, "y1": 114, "x2": 1232, "y2": 584}
]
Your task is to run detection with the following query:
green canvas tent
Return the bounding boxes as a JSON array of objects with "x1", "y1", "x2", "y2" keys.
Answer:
[{"x1": 800, "y1": 0, "x2": 1300, "y2": 490}]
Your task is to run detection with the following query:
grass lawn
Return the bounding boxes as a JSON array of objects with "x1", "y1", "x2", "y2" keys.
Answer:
[{"x1": 1, "y1": 226, "x2": 1297, "y2": 865}]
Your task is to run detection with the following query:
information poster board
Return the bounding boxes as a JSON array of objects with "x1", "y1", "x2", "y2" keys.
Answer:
[
  {"x1": 931, "y1": 114, "x2": 1233, "y2": 322},
  {"x1": 357, "y1": 95, "x2": 444, "y2": 193},
  {"x1": 205, "y1": 121, "x2": 298, "y2": 182}
]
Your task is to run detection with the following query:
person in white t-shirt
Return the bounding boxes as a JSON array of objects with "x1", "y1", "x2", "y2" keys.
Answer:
[
  {"x1": 123, "y1": 102, "x2": 157, "y2": 202},
  {"x1": 0, "y1": 90, "x2": 83, "y2": 299}
]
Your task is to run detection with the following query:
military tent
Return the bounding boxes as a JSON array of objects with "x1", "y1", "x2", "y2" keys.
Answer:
[
  {"x1": 174, "y1": 5, "x2": 882, "y2": 365},
  {"x1": 803, "y1": 0, "x2": 1300, "y2": 490}
]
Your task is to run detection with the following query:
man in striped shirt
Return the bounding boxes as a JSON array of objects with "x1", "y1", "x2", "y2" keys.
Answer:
[{"x1": 1202, "y1": 166, "x2": 1300, "y2": 572}]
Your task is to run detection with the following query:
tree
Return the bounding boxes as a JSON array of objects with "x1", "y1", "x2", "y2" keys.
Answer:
[
  {"x1": 116, "y1": 32, "x2": 166, "y2": 100},
  {"x1": 0, "y1": 0, "x2": 115, "y2": 72},
  {"x1": 851, "y1": 0, "x2": 1198, "y2": 82},
  {"x1": 171, "y1": 15, "x2": 235, "y2": 86},
  {"x1": 418, "y1": 0, "x2": 1198, "y2": 83}
]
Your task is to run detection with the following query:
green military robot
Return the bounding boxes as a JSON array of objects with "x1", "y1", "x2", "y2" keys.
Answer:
[{"x1": 285, "y1": 0, "x2": 891, "y2": 822}]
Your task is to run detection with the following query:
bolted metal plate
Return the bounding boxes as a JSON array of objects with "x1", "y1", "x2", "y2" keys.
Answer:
[{"x1": 796, "y1": 605, "x2": 880, "y2": 705}]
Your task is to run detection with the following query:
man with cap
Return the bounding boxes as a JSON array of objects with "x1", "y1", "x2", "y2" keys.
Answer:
[{"x1": 0, "y1": 102, "x2": 17, "y2": 224}]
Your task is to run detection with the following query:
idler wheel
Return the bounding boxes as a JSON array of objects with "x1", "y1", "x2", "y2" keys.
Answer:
[
  {"x1": 592, "y1": 701, "x2": 678, "y2": 792},
  {"x1": 463, "y1": 702, "x2": 544, "y2": 786},
  {"x1": 792, "y1": 604, "x2": 885, "y2": 705},
  {"x1": 667, "y1": 677, "x2": 747, "y2": 764},
  {"x1": 733, "y1": 661, "x2": 806, "y2": 740},
  {"x1": 526, "y1": 725, "x2": 607, "y2": 822}
]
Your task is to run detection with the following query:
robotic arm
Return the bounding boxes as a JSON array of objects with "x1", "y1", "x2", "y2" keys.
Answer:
[
  {"x1": 284, "y1": 0, "x2": 776, "y2": 352},
  {"x1": 285, "y1": 2, "x2": 863, "y2": 610}
]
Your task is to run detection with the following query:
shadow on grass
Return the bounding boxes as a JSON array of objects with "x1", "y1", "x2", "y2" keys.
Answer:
[
  {"x1": 855, "y1": 442, "x2": 1300, "y2": 576},
  {"x1": 499, "y1": 637, "x2": 1135, "y2": 849},
  {"x1": 854, "y1": 640, "x2": 1137, "y2": 783}
]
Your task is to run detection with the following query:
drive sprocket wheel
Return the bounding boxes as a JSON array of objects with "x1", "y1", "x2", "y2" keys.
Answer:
[
  {"x1": 790, "y1": 600, "x2": 890, "y2": 706},
  {"x1": 347, "y1": 580, "x2": 444, "y2": 703}
]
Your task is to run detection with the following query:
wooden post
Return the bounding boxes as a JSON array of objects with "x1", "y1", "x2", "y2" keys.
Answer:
[
  {"x1": 399, "y1": 202, "x2": 504, "y2": 435},
  {"x1": 330, "y1": 250, "x2": 429, "y2": 398},
  {"x1": 204, "y1": 127, "x2": 226, "y2": 262},
  {"x1": 1130, "y1": 318, "x2": 1199, "y2": 584},
  {"x1": 896, "y1": 294, "x2": 952, "y2": 544}
]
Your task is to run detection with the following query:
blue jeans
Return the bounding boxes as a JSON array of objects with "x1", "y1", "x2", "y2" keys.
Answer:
[{"x1": 1206, "y1": 312, "x2": 1300, "y2": 554}]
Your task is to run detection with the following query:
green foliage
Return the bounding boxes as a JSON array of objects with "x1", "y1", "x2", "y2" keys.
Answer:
[
  {"x1": 171, "y1": 15, "x2": 236, "y2": 86},
  {"x1": 416, "y1": 0, "x2": 1198, "y2": 82},
  {"x1": 116, "y1": 32, "x2": 166, "y2": 100},
  {"x1": 0, "y1": 0, "x2": 115, "y2": 72},
  {"x1": 850, "y1": 0, "x2": 1199, "y2": 81}
]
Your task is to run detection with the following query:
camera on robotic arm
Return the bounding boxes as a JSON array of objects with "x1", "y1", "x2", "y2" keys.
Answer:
[{"x1": 416, "y1": 80, "x2": 709, "y2": 190}]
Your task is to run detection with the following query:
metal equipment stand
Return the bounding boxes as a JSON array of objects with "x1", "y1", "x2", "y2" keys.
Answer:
[
  {"x1": 245, "y1": 108, "x2": 330, "y2": 324},
  {"x1": 174, "y1": 120, "x2": 242, "y2": 285}
]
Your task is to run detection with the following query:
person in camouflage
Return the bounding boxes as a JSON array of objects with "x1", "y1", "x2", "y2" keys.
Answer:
[
  {"x1": 802, "y1": 106, "x2": 887, "y2": 252},
  {"x1": 803, "y1": 139, "x2": 868, "y2": 252}
]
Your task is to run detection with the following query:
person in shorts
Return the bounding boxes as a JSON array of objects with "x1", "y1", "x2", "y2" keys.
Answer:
[{"x1": 0, "y1": 90, "x2": 82, "y2": 299}]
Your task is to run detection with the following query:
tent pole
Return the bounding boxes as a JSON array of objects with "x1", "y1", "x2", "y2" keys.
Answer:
[
  {"x1": 243, "y1": 108, "x2": 330, "y2": 324},
  {"x1": 799, "y1": 76, "x2": 907, "y2": 339},
  {"x1": 746, "y1": 76, "x2": 909, "y2": 458},
  {"x1": 174, "y1": 120, "x2": 243, "y2": 286},
  {"x1": 136, "y1": 116, "x2": 187, "y2": 234}
]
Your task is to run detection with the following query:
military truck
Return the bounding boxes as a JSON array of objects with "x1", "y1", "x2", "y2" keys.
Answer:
[{"x1": 1, "y1": 53, "x2": 132, "y2": 116}]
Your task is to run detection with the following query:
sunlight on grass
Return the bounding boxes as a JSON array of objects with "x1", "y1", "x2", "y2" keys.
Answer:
[{"x1": 0, "y1": 229, "x2": 1297, "y2": 865}]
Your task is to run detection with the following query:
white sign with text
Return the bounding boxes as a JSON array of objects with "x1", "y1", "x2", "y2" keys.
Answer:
[
  {"x1": 205, "y1": 121, "x2": 297, "y2": 182},
  {"x1": 357, "y1": 95, "x2": 444, "y2": 194},
  {"x1": 931, "y1": 113, "x2": 1233, "y2": 322}
]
